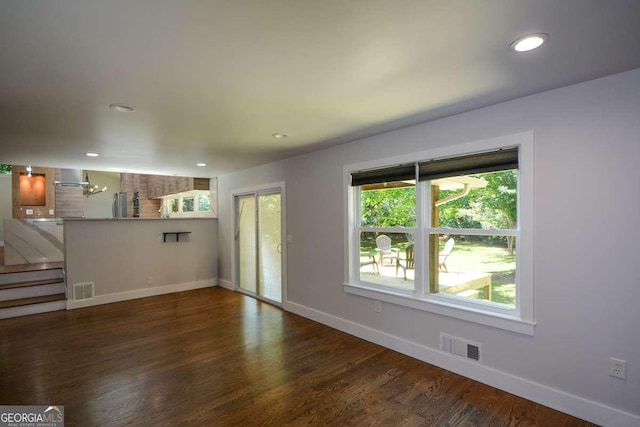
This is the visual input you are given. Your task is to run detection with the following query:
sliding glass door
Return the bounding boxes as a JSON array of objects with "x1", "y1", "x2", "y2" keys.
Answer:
[
  {"x1": 237, "y1": 194, "x2": 257, "y2": 294},
  {"x1": 235, "y1": 190, "x2": 282, "y2": 304}
]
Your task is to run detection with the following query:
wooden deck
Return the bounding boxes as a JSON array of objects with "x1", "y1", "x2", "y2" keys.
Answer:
[
  {"x1": 0, "y1": 287, "x2": 595, "y2": 426},
  {"x1": 361, "y1": 263, "x2": 492, "y2": 300},
  {"x1": 439, "y1": 270, "x2": 492, "y2": 300}
]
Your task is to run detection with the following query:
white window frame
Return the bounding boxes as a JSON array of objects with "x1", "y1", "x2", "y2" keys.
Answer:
[
  {"x1": 161, "y1": 190, "x2": 215, "y2": 218},
  {"x1": 343, "y1": 132, "x2": 535, "y2": 335},
  {"x1": 354, "y1": 176, "x2": 418, "y2": 295}
]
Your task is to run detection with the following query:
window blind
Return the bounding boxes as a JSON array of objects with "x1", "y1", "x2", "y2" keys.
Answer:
[
  {"x1": 350, "y1": 164, "x2": 415, "y2": 186},
  {"x1": 418, "y1": 147, "x2": 518, "y2": 181}
]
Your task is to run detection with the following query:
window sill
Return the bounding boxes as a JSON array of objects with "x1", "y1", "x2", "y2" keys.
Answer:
[{"x1": 343, "y1": 282, "x2": 536, "y2": 336}]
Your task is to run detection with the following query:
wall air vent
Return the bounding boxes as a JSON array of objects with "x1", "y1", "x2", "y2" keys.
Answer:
[
  {"x1": 73, "y1": 282, "x2": 94, "y2": 301},
  {"x1": 441, "y1": 333, "x2": 481, "y2": 362}
]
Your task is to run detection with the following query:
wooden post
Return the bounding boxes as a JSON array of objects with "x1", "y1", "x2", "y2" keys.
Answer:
[{"x1": 429, "y1": 185, "x2": 440, "y2": 294}]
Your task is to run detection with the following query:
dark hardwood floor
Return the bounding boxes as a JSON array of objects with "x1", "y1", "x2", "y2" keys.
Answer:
[{"x1": 0, "y1": 287, "x2": 595, "y2": 426}]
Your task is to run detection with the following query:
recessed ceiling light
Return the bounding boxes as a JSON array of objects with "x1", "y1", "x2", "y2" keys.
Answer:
[
  {"x1": 109, "y1": 103, "x2": 135, "y2": 112},
  {"x1": 272, "y1": 133, "x2": 289, "y2": 139},
  {"x1": 197, "y1": 163, "x2": 207, "y2": 167},
  {"x1": 85, "y1": 152, "x2": 99, "y2": 157},
  {"x1": 509, "y1": 33, "x2": 549, "y2": 53}
]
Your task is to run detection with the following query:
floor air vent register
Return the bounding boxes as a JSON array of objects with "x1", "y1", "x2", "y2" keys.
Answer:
[
  {"x1": 73, "y1": 282, "x2": 95, "y2": 301},
  {"x1": 441, "y1": 333, "x2": 481, "y2": 362}
]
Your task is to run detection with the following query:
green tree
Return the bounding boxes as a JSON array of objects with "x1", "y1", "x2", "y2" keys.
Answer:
[
  {"x1": 0, "y1": 164, "x2": 11, "y2": 174},
  {"x1": 361, "y1": 187, "x2": 415, "y2": 228},
  {"x1": 438, "y1": 192, "x2": 482, "y2": 229},
  {"x1": 359, "y1": 171, "x2": 517, "y2": 253},
  {"x1": 461, "y1": 170, "x2": 517, "y2": 254},
  {"x1": 470, "y1": 171, "x2": 517, "y2": 228}
]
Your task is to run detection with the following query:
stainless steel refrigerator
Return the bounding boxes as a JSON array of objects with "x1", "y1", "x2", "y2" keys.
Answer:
[{"x1": 112, "y1": 192, "x2": 127, "y2": 218}]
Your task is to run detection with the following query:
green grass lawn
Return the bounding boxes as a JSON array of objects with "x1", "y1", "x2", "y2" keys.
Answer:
[{"x1": 445, "y1": 241, "x2": 516, "y2": 306}]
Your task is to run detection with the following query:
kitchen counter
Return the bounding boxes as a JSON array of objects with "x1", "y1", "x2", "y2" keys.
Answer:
[
  {"x1": 2, "y1": 217, "x2": 217, "y2": 265},
  {"x1": 63, "y1": 216, "x2": 217, "y2": 221}
]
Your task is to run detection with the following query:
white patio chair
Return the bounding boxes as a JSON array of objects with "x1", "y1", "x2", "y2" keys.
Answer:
[
  {"x1": 439, "y1": 238, "x2": 455, "y2": 272},
  {"x1": 375, "y1": 235, "x2": 399, "y2": 266}
]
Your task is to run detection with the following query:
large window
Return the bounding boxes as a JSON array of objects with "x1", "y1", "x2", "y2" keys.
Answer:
[
  {"x1": 358, "y1": 178, "x2": 416, "y2": 290},
  {"x1": 161, "y1": 190, "x2": 214, "y2": 218},
  {"x1": 345, "y1": 134, "x2": 534, "y2": 334}
]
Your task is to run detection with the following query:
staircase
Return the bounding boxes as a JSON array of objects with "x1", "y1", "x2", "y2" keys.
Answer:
[{"x1": 0, "y1": 262, "x2": 66, "y2": 319}]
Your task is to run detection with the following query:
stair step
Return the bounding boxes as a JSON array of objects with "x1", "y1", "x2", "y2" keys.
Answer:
[
  {"x1": 0, "y1": 293, "x2": 66, "y2": 309},
  {"x1": 0, "y1": 278, "x2": 65, "y2": 291},
  {"x1": 0, "y1": 269, "x2": 64, "y2": 286},
  {"x1": 0, "y1": 261, "x2": 64, "y2": 274},
  {"x1": 0, "y1": 299, "x2": 66, "y2": 320}
]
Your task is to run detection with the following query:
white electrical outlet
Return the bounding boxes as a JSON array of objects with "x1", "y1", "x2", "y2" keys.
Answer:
[
  {"x1": 373, "y1": 300, "x2": 382, "y2": 313},
  {"x1": 147, "y1": 276, "x2": 154, "y2": 285},
  {"x1": 609, "y1": 357, "x2": 627, "y2": 380}
]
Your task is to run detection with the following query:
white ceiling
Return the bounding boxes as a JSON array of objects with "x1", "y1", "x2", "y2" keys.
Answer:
[{"x1": 1, "y1": 0, "x2": 639, "y2": 178}]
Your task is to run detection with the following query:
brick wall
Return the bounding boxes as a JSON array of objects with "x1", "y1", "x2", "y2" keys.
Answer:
[{"x1": 120, "y1": 173, "x2": 161, "y2": 218}]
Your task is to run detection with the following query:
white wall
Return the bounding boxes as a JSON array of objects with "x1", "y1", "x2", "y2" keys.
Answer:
[
  {"x1": 65, "y1": 218, "x2": 217, "y2": 307},
  {"x1": 0, "y1": 174, "x2": 12, "y2": 244},
  {"x1": 83, "y1": 171, "x2": 121, "y2": 218},
  {"x1": 217, "y1": 69, "x2": 640, "y2": 425}
]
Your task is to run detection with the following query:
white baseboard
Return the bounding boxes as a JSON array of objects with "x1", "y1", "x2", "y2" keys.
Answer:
[
  {"x1": 217, "y1": 279, "x2": 234, "y2": 291},
  {"x1": 66, "y1": 279, "x2": 217, "y2": 310},
  {"x1": 284, "y1": 300, "x2": 640, "y2": 427}
]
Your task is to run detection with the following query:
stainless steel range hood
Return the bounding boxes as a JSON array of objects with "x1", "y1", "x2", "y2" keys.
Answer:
[{"x1": 53, "y1": 169, "x2": 88, "y2": 187}]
